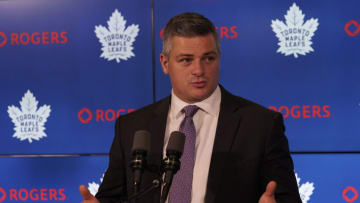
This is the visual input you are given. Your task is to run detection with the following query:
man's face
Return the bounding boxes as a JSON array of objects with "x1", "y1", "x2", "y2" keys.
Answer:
[{"x1": 160, "y1": 34, "x2": 220, "y2": 104}]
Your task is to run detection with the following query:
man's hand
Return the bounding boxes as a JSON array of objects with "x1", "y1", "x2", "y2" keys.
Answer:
[
  {"x1": 258, "y1": 181, "x2": 277, "y2": 203},
  {"x1": 79, "y1": 185, "x2": 100, "y2": 203}
]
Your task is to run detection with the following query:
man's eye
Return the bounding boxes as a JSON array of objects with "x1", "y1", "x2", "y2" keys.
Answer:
[
  {"x1": 180, "y1": 58, "x2": 192, "y2": 63},
  {"x1": 205, "y1": 56, "x2": 215, "y2": 62}
]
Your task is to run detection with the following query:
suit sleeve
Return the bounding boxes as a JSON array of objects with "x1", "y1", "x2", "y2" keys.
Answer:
[
  {"x1": 262, "y1": 113, "x2": 302, "y2": 203},
  {"x1": 95, "y1": 117, "x2": 128, "y2": 203}
]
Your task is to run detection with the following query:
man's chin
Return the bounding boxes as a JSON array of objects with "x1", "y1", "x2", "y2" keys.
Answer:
[{"x1": 189, "y1": 91, "x2": 212, "y2": 103}]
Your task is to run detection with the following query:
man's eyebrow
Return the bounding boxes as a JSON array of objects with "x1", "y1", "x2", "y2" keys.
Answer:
[
  {"x1": 175, "y1": 54, "x2": 194, "y2": 59},
  {"x1": 203, "y1": 51, "x2": 217, "y2": 56}
]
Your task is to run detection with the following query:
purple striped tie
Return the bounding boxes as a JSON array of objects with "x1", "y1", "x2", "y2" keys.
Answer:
[{"x1": 169, "y1": 105, "x2": 199, "y2": 203}]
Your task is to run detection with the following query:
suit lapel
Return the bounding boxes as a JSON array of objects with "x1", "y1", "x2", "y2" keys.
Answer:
[
  {"x1": 148, "y1": 96, "x2": 170, "y2": 169},
  {"x1": 146, "y1": 97, "x2": 170, "y2": 203},
  {"x1": 205, "y1": 87, "x2": 244, "y2": 203},
  {"x1": 213, "y1": 88, "x2": 243, "y2": 152}
]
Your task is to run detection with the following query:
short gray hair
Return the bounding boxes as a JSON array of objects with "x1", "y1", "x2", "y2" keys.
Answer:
[{"x1": 162, "y1": 12, "x2": 221, "y2": 57}]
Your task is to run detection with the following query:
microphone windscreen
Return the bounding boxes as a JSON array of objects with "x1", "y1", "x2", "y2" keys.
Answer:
[
  {"x1": 167, "y1": 131, "x2": 185, "y2": 154},
  {"x1": 131, "y1": 130, "x2": 151, "y2": 152}
]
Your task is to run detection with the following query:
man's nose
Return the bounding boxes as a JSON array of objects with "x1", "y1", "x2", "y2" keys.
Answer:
[{"x1": 191, "y1": 59, "x2": 205, "y2": 76}]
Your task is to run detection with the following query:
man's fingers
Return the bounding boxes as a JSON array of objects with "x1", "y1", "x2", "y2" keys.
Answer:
[
  {"x1": 79, "y1": 185, "x2": 94, "y2": 200},
  {"x1": 258, "y1": 181, "x2": 277, "y2": 203},
  {"x1": 265, "y1": 181, "x2": 277, "y2": 197}
]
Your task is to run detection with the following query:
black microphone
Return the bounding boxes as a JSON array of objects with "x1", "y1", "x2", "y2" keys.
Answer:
[
  {"x1": 160, "y1": 131, "x2": 186, "y2": 203},
  {"x1": 130, "y1": 130, "x2": 151, "y2": 195}
]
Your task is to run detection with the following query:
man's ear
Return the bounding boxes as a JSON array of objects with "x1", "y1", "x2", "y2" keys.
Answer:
[{"x1": 160, "y1": 53, "x2": 169, "y2": 75}]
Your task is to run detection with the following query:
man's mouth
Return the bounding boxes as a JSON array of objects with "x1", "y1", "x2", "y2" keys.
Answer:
[{"x1": 191, "y1": 81, "x2": 206, "y2": 88}]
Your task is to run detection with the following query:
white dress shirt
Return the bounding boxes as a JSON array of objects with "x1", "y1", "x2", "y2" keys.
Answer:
[{"x1": 163, "y1": 85, "x2": 221, "y2": 203}]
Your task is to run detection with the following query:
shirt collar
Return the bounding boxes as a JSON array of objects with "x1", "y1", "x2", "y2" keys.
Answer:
[{"x1": 170, "y1": 85, "x2": 221, "y2": 119}]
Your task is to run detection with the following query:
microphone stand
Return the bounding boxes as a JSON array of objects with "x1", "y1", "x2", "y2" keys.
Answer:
[
  {"x1": 160, "y1": 181, "x2": 171, "y2": 203},
  {"x1": 160, "y1": 151, "x2": 181, "y2": 203},
  {"x1": 118, "y1": 178, "x2": 161, "y2": 203}
]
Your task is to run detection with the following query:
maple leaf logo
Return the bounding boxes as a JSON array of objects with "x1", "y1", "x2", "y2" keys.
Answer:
[
  {"x1": 7, "y1": 90, "x2": 51, "y2": 143},
  {"x1": 295, "y1": 172, "x2": 315, "y2": 203},
  {"x1": 95, "y1": 9, "x2": 139, "y2": 63},
  {"x1": 271, "y1": 3, "x2": 319, "y2": 58},
  {"x1": 88, "y1": 174, "x2": 104, "y2": 196}
]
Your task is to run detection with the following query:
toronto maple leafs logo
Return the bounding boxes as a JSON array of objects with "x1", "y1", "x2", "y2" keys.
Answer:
[
  {"x1": 295, "y1": 172, "x2": 314, "y2": 203},
  {"x1": 7, "y1": 90, "x2": 51, "y2": 143},
  {"x1": 88, "y1": 174, "x2": 104, "y2": 196},
  {"x1": 271, "y1": 3, "x2": 319, "y2": 58},
  {"x1": 95, "y1": 9, "x2": 139, "y2": 63}
]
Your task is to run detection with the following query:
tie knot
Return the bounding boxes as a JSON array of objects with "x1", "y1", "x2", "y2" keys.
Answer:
[{"x1": 182, "y1": 105, "x2": 199, "y2": 118}]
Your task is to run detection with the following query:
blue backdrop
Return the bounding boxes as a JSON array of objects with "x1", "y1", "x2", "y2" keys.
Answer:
[{"x1": 1, "y1": 0, "x2": 359, "y2": 202}]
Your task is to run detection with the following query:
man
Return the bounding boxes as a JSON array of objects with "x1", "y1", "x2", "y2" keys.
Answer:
[{"x1": 80, "y1": 12, "x2": 301, "y2": 203}]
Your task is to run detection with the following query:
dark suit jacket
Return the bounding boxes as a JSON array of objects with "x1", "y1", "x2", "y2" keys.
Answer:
[{"x1": 96, "y1": 86, "x2": 301, "y2": 203}]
